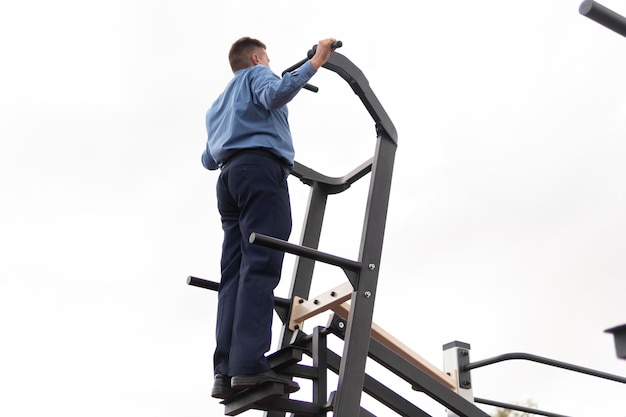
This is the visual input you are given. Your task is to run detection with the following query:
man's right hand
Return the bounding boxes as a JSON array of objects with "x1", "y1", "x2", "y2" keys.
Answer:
[{"x1": 310, "y1": 38, "x2": 337, "y2": 70}]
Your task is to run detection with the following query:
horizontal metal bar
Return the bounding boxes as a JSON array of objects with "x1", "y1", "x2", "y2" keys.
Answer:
[
  {"x1": 249, "y1": 232, "x2": 362, "y2": 273},
  {"x1": 186, "y1": 276, "x2": 291, "y2": 309},
  {"x1": 464, "y1": 352, "x2": 626, "y2": 384},
  {"x1": 580, "y1": 0, "x2": 626, "y2": 37},
  {"x1": 474, "y1": 397, "x2": 571, "y2": 417},
  {"x1": 186, "y1": 275, "x2": 218, "y2": 291}
]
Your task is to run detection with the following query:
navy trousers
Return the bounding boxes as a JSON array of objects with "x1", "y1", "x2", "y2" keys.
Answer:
[{"x1": 213, "y1": 151, "x2": 292, "y2": 377}]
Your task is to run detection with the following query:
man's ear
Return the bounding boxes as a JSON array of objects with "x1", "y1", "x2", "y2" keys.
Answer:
[{"x1": 251, "y1": 53, "x2": 259, "y2": 65}]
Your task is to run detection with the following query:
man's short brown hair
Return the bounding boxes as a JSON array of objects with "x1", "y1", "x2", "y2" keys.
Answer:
[{"x1": 229, "y1": 37, "x2": 266, "y2": 72}]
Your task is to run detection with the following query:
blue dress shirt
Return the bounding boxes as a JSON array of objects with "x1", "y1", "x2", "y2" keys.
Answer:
[{"x1": 202, "y1": 60, "x2": 317, "y2": 170}]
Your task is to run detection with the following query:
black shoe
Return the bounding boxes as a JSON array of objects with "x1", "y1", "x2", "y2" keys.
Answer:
[
  {"x1": 231, "y1": 370, "x2": 300, "y2": 393},
  {"x1": 211, "y1": 374, "x2": 238, "y2": 399}
]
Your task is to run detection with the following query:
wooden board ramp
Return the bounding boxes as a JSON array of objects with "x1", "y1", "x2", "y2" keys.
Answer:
[{"x1": 290, "y1": 282, "x2": 457, "y2": 391}]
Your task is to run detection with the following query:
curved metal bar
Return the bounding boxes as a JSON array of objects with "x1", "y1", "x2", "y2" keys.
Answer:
[
  {"x1": 464, "y1": 352, "x2": 626, "y2": 384},
  {"x1": 322, "y1": 52, "x2": 398, "y2": 143},
  {"x1": 281, "y1": 50, "x2": 398, "y2": 143},
  {"x1": 291, "y1": 158, "x2": 373, "y2": 195}
]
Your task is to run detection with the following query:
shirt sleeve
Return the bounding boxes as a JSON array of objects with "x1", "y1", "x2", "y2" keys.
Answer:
[{"x1": 251, "y1": 60, "x2": 317, "y2": 110}]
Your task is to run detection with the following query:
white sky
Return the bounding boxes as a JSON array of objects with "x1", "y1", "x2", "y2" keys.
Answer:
[{"x1": 1, "y1": 1, "x2": 625, "y2": 416}]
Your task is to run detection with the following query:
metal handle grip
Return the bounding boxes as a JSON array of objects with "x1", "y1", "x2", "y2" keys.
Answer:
[{"x1": 307, "y1": 40, "x2": 343, "y2": 59}]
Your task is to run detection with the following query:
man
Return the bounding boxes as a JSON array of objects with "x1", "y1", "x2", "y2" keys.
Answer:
[{"x1": 201, "y1": 37, "x2": 337, "y2": 399}]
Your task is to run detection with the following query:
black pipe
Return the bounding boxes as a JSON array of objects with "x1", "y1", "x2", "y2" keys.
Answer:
[
  {"x1": 282, "y1": 40, "x2": 343, "y2": 93},
  {"x1": 580, "y1": 0, "x2": 626, "y2": 37},
  {"x1": 474, "y1": 397, "x2": 571, "y2": 417},
  {"x1": 187, "y1": 275, "x2": 219, "y2": 291},
  {"x1": 249, "y1": 232, "x2": 362, "y2": 273},
  {"x1": 464, "y1": 352, "x2": 626, "y2": 384},
  {"x1": 186, "y1": 275, "x2": 291, "y2": 309},
  {"x1": 307, "y1": 40, "x2": 343, "y2": 59}
]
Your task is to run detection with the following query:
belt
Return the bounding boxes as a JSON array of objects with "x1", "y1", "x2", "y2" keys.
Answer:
[{"x1": 219, "y1": 148, "x2": 291, "y2": 169}]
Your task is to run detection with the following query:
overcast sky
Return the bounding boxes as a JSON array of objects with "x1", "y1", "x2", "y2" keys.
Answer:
[{"x1": 1, "y1": 1, "x2": 625, "y2": 416}]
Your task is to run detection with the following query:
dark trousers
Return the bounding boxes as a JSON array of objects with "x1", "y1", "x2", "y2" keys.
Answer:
[{"x1": 213, "y1": 151, "x2": 292, "y2": 376}]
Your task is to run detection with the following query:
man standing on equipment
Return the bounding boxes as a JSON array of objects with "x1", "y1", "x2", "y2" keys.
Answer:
[{"x1": 201, "y1": 37, "x2": 337, "y2": 399}]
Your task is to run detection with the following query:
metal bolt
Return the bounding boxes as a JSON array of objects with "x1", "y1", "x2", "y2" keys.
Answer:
[
  {"x1": 330, "y1": 291, "x2": 336, "y2": 297},
  {"x1": 338, "y1": 321, "x2": 345, "y2": 329},
  {"x1": 364, "y1": 291, "x2": 372, "y2": 298},
  {"x1": 368, "y1": 263, "x2": 376, "y2": 270},
  {"x1": 313, "y1": 299, "x2": 319, "y2": 305},
  {"x1": 298, "y1": 299, "x2": 304, "y2": 304}
]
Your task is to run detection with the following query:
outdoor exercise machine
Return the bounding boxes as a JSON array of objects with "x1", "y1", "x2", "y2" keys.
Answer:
[
  {"x1": 188, "y1": 42, "x2": 489, "y2": 417},
  {"x1": 188, "y1": 41, "x2": 626, "y2": 416}
]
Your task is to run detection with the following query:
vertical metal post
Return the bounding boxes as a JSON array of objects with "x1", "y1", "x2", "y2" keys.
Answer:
[
  {"x1": 266, "y1": 183, "x2": 329, "y2": 417},
  {"x1": 332, "y1": 133, "x2": 397, "y2": 416},
  {"x1": 278, "y1": 182, "x2": 329, "y2": 345},
  {"x1": 443, "y1": 341, "x2": 475, "y2": 417},
  {"x1": 312, "y1": 326, "x2": 328, "y2": 415}
]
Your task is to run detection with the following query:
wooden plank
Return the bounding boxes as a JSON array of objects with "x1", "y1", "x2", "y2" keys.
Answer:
[
  {"x1": 332, "y1": 302, "x2": 457, "y2": 391},
  {"x1": 287, "y1": 284, "x2": 457, "y2": 391}
]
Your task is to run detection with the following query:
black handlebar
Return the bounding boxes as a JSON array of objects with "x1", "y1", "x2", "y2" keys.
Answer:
[
  {"x1": 307, "y1": 40, "x2": 343, "y2": 59},
  {"x1": 282, "y1": 40, "x2": 343, "y2": 93}
]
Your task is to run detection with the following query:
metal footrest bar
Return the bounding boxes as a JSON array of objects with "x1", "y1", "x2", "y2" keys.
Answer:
[
  {"x1": 267, "y1": 346, "x2": 305, "y2": 372},
  {"x1": 223, "y1": 383, "x2": 286, "y2": 416}
]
